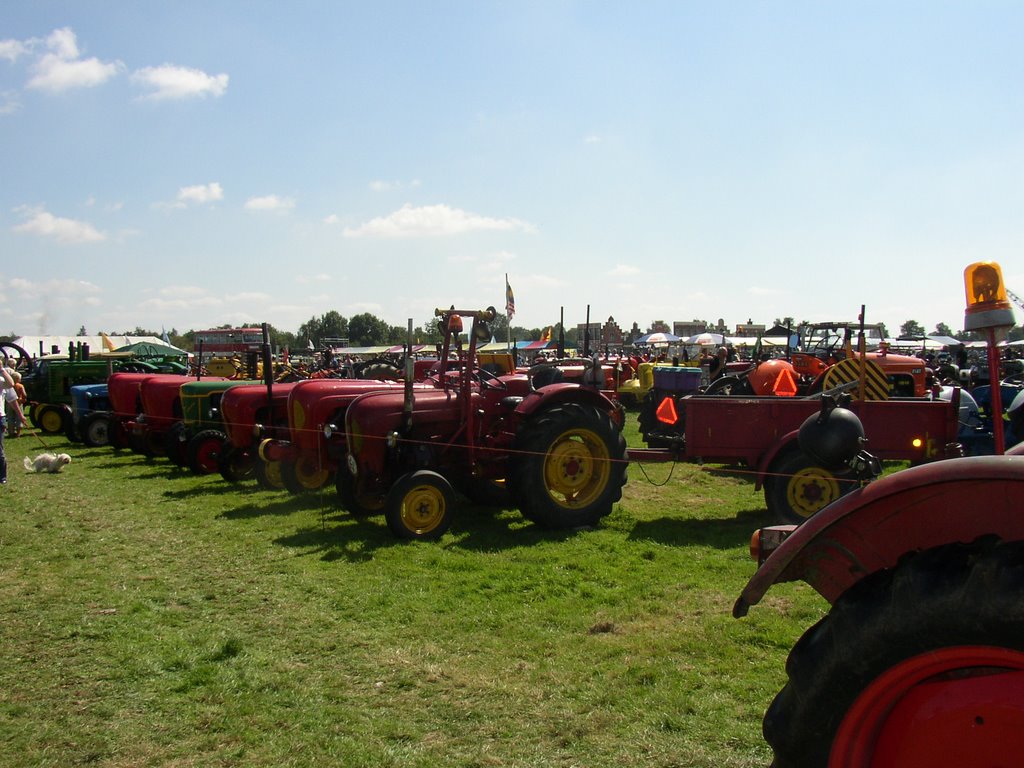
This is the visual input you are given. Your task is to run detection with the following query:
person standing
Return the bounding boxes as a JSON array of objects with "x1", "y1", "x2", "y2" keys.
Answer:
[
  {"x1": 0, "y1": 361, "x2": 18, "y2": 484},
  {"x1": 8, "y1": 371, "x2": 27, "y2": 437}
]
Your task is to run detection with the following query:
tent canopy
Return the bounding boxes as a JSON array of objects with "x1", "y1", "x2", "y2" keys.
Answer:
[{"x1": 113, "y1": 341, "x2": 188, "y2": 357}]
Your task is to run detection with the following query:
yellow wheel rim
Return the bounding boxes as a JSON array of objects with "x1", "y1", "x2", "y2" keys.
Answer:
[
  {"x1": 296, "y1": 458, "x2": 330, "y2": 490},
  {"x1": 399, "y1": 483, "x2": 448, "y2": 535},
  {"x1": 542, "y1": 427, "x2": 611, "y2": 509},
  {"x1": 265, "y1": 461, "x2": 285, "y2": 489},
  {"x1": 40, "y1": 408, "x2": 64, "y2": 434},
  {"x1": 786, "y1": 467, "x2": 841, "y2": 519}
]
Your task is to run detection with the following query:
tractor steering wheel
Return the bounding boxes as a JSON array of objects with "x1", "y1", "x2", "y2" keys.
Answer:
[{"x1": 475, "y1": 365, "x2": 508, "y2": 391}]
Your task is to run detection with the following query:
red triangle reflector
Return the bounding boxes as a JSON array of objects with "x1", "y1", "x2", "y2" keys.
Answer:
[
  {"x1": 656, "y1": 396, "x2": 679, "y2": 424},
  {"x1": 772, "y1": 368, "x2": 799, "y2": 397}
]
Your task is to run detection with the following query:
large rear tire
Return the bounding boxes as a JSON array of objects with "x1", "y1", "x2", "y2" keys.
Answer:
[
  {"x1": 509, "y1": 403, "x2": 627, "y2": 529},
  {"x1": 764, "y1": 539, "x2": 1024, "y2": 768},
  {"x1": 766, "y1": 450, "x2": 856, "y2": 525}
]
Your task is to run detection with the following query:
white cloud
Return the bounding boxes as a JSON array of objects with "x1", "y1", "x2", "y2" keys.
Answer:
[
  {"x1": 608, "y1": 264, "x2": 640, "y2": 277},
  {"x1": 295, "y1": 274, "x2": 332, "y2": 285},
  {"x1": 0, "y1": 90, "x2": 20, "y2": 115},
  {"x1": 12, "y1": 206, "x2": 106, "y2": 244},
  {"x1": 245, "y1": 194, "x2": 295, "y2": 212},
  {"x1": 323, "y1": 214, "x2": 340, "y2": 225},
  {"x1": 131, "y1": 64, "x2": 228, "y2": 101},
  {"x1": 369, "y1": 179, "x2": 422, "y2": 192},
  {"x1": 177, "y1": 182, "x2": 223, "y2": 205},
  {"x1": 10, "y1": 276, "x2": 102, "y2": 300},
  {"x1": 343, "y1": 203, "x2": 535, "y2": 238},
  {"x1": 0, "y1": 39, "x2": 30, "y2": 62},
  {"x1": 26, "y1": 28, "x2": 123, "y2": 92}
]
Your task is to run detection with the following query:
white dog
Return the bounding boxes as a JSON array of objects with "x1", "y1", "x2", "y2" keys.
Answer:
[{"x1": 24, "y1": 453, "x2": 72, "y2": 473}]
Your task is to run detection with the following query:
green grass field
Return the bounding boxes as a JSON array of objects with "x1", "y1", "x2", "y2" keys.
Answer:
[{"x1": 0, "y1": 422, "x2": 826, "y2": 767}]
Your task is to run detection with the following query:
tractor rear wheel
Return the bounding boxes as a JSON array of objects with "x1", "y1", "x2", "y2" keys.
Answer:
[
  {"x1": 384, "y1": 470, "x2": 454, "y2": 540},
  {"x1": 80, "y1": 412, "x2": 111, "y2": 447},
  {"x1": 335, "y1": 469, "x2": 384, "y2": 516},
  {"x1": 254, "y1": 459, "x2": 286, "y2": 490},
  {"x1": 218, "y1": 446, "x2": 255, "y2": 483},
  {"x1": 280, "y1": 456, "x2": 331, "y2": 494},
  {"x1": 188, "y1": 429, "x2": 226, "y2": 475},
  {"x1": 764, "y1": 539, "x2": 1024, "y2": 768},
  {"x1": 509, "y1": 403, "x2": 627, "y2": 529},
  {"x1": 766, "y1": 450, "x2": 857, "y2": 525}
]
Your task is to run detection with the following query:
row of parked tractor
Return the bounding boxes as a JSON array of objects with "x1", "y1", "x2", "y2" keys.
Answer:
[{"x1": 7, "y1": 311, "x2": 1024, "y2": 535}]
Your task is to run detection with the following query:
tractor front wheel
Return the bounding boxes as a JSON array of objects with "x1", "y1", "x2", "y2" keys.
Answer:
[
  {"x1": 763, "y1": 539, "x2": 1024, "y2": 768},
  {"x1": 163, "y1": 422, "x2": 187, "y2": 465},
  {"x1": 384, "y1": 470, "x2": 455, "y2": 540},
  {"x1": 80, "y1": 412, "x2": 111, "y2": 447},
  {"x1": 281, "y1": 456, "x2": 331, "y2": 494},
  {"x1": 254, "y1": 459, "x2": 286, "y2": 491},
  {"x1": 766, "y1": 450, "x2": 856, "y2": 525},
  {"x1": 188, "y1": 429, "x2": 226, "y2": 475},
  {"x1": 218, "y1": 447, "x2": 255, "y2": 483},
  {"x1": 509, "y1": 403, "x2": 627, "y2": 529},
  {"x1": 34, "y1": 404, "x2": 69, "y2": 436},
  {"x1": 336, "y1": 469, "x2": 384, "y2": 516}
]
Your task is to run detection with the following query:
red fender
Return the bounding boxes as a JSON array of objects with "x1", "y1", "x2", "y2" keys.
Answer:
[{"x1": 734, "y1": 455, "x2": 1024, "y2": 616}]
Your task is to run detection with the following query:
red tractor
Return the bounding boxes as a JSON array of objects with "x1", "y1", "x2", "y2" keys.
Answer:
[
  {"x1": 341, "y1": 306, "x2": 628, "y2": 540},
  {"x1": 127, "y1": 375, "x2": 226, "y2": 459},
  {"x1": 734, "y1": 394, "x2": 1024, "y2": 767},
  {"x1": 218, "y1": 381, "x2": 300, "y2": 488},
  {"x1": 259, "y1": 377, "x2": 438, "y2": 496},
  {"x1": 104, "y1": 372, "x2": 190, "y2": 450}
]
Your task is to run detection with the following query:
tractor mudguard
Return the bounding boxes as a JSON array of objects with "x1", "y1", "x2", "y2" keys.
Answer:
[
  {"x1": 512, "y1": 382, "x2": 620, "y2": 422},
  {"x1": 734, "y1": 454, "x2": 1024, "y2": 617},
  {"x1": 753, "y1": 431, "x2": 801, "y2": 491}
]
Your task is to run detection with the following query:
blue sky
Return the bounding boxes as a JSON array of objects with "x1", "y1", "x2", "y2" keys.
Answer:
[{"x1": 2, "y1": 2, "x2": 1021, "y2": 338}]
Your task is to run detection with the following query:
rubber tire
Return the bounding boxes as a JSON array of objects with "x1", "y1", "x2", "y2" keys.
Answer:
[
  {"x1": 384, "y1": 470, "x2": 455, "y2": 540},
  {"x1": 35, "y1": 404, "x2": 69, "y2": 436},
  {"x1": 335, "y1": 469, "x2": 384, "y2": 516},
  {"x1": 254, "y1": 459, "x2": 286, "y2": 490},
  {"x1": 163, "y1": 422, "x2": 188, "y2": 465},
  {"x1": 187, "y1": 429, "x2": 226, "y2": 475},
  {"x1": 80, "y1": 412, "x2": 111, "y2": 447},
  {"x1": 280, "y1": 456, "x2": 331, "y2": 494},
  {"x1": 509, "y1": 402, "x2": 627, "y2": 529},
  {"x1": 763, "y1": 538, "x2": 1024, "y2": 768},
  {"x1": 359, "y1": 363, "x2": 401, "y2": 380},
  {"x1": 218, "y1": 446, "x2": 255, "y2": 483},
  {"x1": 766, "y1": 450, "x2": 857, "y2": 525}
]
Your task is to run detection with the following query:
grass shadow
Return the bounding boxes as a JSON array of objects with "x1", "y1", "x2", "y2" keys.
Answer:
[{"x1": 627, "y1": 506, "x2": 775, "y2": 549}]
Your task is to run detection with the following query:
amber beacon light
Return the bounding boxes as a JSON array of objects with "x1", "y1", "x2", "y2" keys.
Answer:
[{"x1": 963, "y1": 261, "x2": 1014, "y2": 332}]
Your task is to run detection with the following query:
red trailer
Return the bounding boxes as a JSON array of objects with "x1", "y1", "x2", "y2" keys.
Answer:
[{"x1": 632, "y1": 392, "x2": 962, "y2": 524}]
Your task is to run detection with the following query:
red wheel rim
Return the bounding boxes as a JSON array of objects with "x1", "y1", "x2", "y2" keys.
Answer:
[
  {"x1": 830, "y1": 645, "x2": 1024, "y2": 768},
  {"x1": 195, "y1": 439, "x2": 220, "y2": 473}
]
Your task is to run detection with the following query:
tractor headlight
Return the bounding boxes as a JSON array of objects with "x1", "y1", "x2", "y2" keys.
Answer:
[
  {"x1": 385, "y1": 430, "x2": 401, "y2": 448},
  {"x1": 324, "y1": 423, "x2": 337, "y2": 439},
  {"x1": 252, "y1": 423, "x2": 264, "y2": 438}
]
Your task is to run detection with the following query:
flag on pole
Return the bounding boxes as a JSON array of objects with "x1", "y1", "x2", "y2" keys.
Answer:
[
  {"x1": 505, "y1": 274, "x2": 515, "y2": 319},
  {"x1": 161, "y1": 327, "x2": 171, "y2": 345}
]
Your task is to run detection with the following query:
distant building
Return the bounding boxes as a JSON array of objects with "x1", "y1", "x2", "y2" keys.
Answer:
[
  {"x1": 673, "y1": 321, "x2": 707, "y2": 338},
  {"x1": 734, "y1": 323, "x2": 766, "y2": 337}
]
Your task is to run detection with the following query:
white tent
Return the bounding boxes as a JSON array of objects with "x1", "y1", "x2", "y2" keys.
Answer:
[{"x1": 13, "y1": 335, "x2": 170, "y2": 358}]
